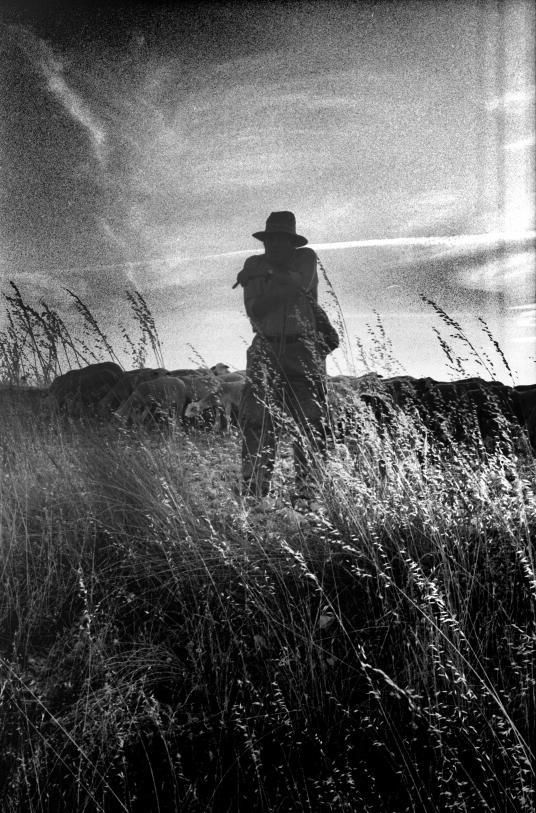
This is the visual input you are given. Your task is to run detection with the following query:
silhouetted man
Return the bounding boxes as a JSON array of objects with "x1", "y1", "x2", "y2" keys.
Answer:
[{"x1": 234, "y1": 211, "x2": 336, "y2": 508}]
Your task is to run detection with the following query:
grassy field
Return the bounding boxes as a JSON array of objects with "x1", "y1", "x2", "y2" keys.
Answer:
[
  {"x1": 0, "y1": 401, "x2": 535, "y2": 812},
  {"x1": 1, "y1": 286, "x2": 535, "y2": 811}
]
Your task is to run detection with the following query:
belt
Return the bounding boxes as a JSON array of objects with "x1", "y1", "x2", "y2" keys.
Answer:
[{"x1": 263, "y1": 335, "x2": 302, "y2": 344}]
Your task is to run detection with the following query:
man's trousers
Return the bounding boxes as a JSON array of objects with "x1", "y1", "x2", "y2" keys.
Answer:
[{"x1": 238, "y1": 336, "x2": 328, "y2": 499}]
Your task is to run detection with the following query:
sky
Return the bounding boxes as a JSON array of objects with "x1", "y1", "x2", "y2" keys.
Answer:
[{"x1": 1, "y1": 0, "x2": 535, "y2": 382}]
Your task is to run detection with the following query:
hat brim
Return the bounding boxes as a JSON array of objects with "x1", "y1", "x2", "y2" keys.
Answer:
[{"x1": 252, "y1": 230, "x2": 308, "y2": 247}]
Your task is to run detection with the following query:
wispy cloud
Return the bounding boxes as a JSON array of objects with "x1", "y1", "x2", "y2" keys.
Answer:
[
  {"x1": 509, "y1": 306, "x2": 535, "y2": 334},
  {"x1": 394, "y1": 192, "x2": 469, "y2": 239},
  {"x1": 10, "y1": 25, "x2": 106, "y2": 164},
  {"x1": 46, "y1": 74, "x2": 106, "y2": 163}
]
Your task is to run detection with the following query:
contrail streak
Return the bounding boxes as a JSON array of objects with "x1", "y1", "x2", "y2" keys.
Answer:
[
  {"x1": 29, "y1": 229, "x2": 536, "y2": 274},
  {"x1": 187, "y1": 229, "x2": 536, "y2": 261},
  {"x1": 310, "y1": 230, "x2": 536, "y2": 251}
]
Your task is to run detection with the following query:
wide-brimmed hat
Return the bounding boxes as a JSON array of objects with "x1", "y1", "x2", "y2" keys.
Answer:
[{"x1": 252, "y1": 211, "x2": 308, "y2": 247}]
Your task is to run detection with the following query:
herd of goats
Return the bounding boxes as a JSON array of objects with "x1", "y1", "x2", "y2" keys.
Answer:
[{"x1": 2, "y1": 360, "x2": 536, "y2": 455}]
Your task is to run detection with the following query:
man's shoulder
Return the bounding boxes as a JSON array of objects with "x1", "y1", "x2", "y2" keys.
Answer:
[
  {"x1": 293, "y1": 247, "x2": 318, "y2": 283},
  {"x1": 294, "y1": 247, "x2": 317, "y2": 270},
  {"x1": 296, "y1": 247, "x2": 317, "y2": 260},
  {"x1": 243, "y1": 254, "x2": 268, "y2": 271}
]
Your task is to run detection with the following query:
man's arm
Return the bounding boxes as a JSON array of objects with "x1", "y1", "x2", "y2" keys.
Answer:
[{"x1": 244, "y1": 271, "x2": 302, "y2": 320}]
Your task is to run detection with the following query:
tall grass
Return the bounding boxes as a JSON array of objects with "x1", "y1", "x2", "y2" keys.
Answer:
[
  {"x1": 0, "y1": 284, "x2": 165, "y2": 385},
  {"x1": 0, "y1": 280, "x2": 535, "y2": 811},
  {"x1": 1, "y1": 404, "x2": 535, "y2": 810},
  {"x1": 422, "y1": 295, "x2": 516, "y2": 385}
]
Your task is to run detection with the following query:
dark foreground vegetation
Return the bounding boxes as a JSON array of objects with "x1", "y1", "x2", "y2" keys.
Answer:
[{"x1": 0, "y1": 285, "x2": 535, "y2": 812}]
